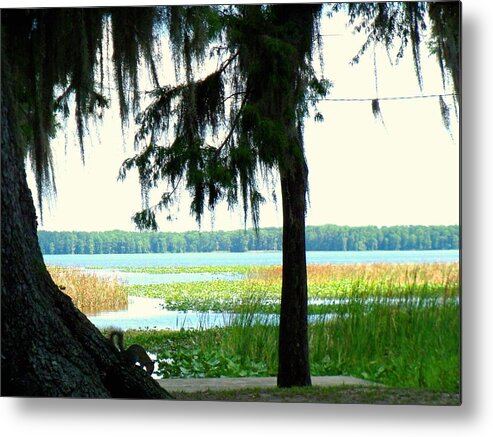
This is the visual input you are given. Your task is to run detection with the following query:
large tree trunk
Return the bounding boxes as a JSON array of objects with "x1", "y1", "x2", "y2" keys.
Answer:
[
  {"x1": 267, "y1": 4, "x2": 317, "y2": 388},
  {"x1": 277, "y1": 147, "x2": 311, "y2": 388},
  {"x1": 1, "y1": 62, "x2": 172, "y2": 399}
]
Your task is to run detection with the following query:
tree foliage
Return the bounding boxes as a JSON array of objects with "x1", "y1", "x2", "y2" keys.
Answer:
[
  {"x1": 37, "y1": 225, "x2": 459, "y2": 255},
  {"x1": 119, "y1": 4, "x2": 331, "y2": 231},
  {"x1": 116, "y1": 3, "x2": 460, "y2": 231},
  {"x1": 2, "y1": 3, "x2": 460, "y2": 228},
  {"x1": 1, "y1": 7, "x2": 163, "y2": 216},
  {"x1": 2, "y1": 2, "x2": 460, "y2": 391}
]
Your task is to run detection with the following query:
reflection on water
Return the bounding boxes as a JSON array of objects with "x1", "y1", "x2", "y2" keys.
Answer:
[
  {"x1": 89, "y1": 296, "x2": 229, "y2": 330},
  {"x1": 88, "y1": 295, "x2": 336, "y2": 330}
]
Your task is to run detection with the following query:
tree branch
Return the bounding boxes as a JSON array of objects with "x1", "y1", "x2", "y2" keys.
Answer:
[
  {"x1": 217, "y1": 51, "x2": 239, "y2": 75},
  {"x1": 214, "y1": 89, "x2": 249, "y2": 159}
]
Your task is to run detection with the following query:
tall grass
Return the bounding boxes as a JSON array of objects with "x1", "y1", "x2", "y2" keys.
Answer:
[
  {"x1": 308, "y1": 296, "x2": 459, "y2": 390},
  {"x1": 48, "y1": 266, "x2": 128, "y2": 315},
  {"x1": 155, "y1": 296, "x2": 459, "y2": 391},
  {"x1": 146, "y1": 263, "x2": 459, "y2": 391},
  {"x1": 130, "y1": 262, "x2": 458, "y2": 311}
]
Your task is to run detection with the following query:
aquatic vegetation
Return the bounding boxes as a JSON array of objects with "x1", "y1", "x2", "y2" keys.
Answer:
[
  {"x1": 84, "y1": 262, "x2": 459, "y2": 390},
  {"x1": 122, "y1": 288, "x2": 460, "y2": 391},
  {"x1": 125, "y1": 262, "x2": 459, "y2": 313},
  {"x1": 47, "y1": 266, "x2": 128, "y2": 314},
  {"x1": 108, "y1": 265, "x2": 256, "y2": 274},
  {"x1": 118, "y1": 262, "x2": 459, "y2": 391}
]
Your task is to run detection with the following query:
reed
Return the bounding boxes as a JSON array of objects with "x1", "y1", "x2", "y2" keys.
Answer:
[
  {"x1": 48, "y1": 266, "x2": 128, "y2": 315},
  {"x1": 308, "y1": 295, "x2": 459, "y2": 390},
  {"x1": 256, "y1": 262, "x2": 458, "y2": 286},
  {"x1": 141, "y1": 263, "x2": 459, "y2": 391},
  {"x1": 129, "y1": 262, "x2": 459, "y2": 312},
  {"x1": 146, "y1": 291, "x2": 459, "y2": 391}
]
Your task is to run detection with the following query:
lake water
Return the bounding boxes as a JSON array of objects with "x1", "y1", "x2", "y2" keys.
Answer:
[
  {"x1": 46, "y1": 250, "x2": 459, "y2": 330},
  {"x1": 87, "y1": 296, "x2": 230, "y2": 330},
  {"x1": 44, "y1": 249, "x2": 459, "y2": 269},
  {"x1": 87, "y1": 296, "x2": 331, "y2": 331}
]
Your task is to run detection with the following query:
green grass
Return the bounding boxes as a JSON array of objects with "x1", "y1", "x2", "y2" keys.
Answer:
[
  {"x1": 308, "y1": 297, "x2": 460, "y2": 390},
  {"x1": 125, "y1": 263, "x2": 457, "y2": 313},
  {"x1": 172, "y1": 385, "x2": 460, "y2": 405},
  {"x1": 119, "y1": 294, "x2": 459, "y2": 391},
  {"x1": 100, "y1": 263, "x2": 460, "y2": 393}
]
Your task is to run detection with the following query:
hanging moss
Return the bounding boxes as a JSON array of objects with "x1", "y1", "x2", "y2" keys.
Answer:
[
  {"x1": 1, "y1": 7, "x2": 163, "y2": 217},
  {"x1": 371, "y1": 98, "x2": 386, "y2": 127},
  {"x1": 338, "y1": 2, "x2": 459, "y2": 131},
  {"x1": 438, "y1": 95, "x2": 451, "y2": 132},
  {"x1": 3, "y1": 4, "x2": 459, "y2": 227},
  {"x1": 125, "y1": 5, "x2": 328, "y2": 231}
]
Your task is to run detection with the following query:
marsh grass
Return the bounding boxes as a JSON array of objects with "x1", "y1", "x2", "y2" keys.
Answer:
[
  {"x1": 86, "y1": 262, "x2": 458, "y2": 391},
  {"x1": 149, "y1": 296, "x2": 459, "y2": 390},
  {"x1": 128, "y1": 262, "x2": 459, "y2": 312},
  {"x1": 48, "y1": 266, "x2": 128, "y2": 314},
  {"x1": 308, "y1": 295, "x2": 459, "y2": 390},
  {"x1": 114, "y1": 265, "x2": 254, "y2": 274},
  {"x1": 124, "y1": 263, "x2": 459, "y2": 391}
]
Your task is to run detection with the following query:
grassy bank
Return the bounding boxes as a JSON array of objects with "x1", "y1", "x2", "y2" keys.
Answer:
[
  {"x1": 116, "y1": 262, "x2": 459, "y2": 392},
  {"x1": 122, "y1": 299, "x2": 459, "y2": 391},
  {"x1": 91, "y1": 262, "x2": 459, "y2": 392}
]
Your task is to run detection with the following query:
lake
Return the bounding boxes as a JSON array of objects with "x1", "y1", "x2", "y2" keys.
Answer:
[
  {"x1": 45, "y1": 250, "x2": 459, "y2": 330},
  {"x1": 44, "y1": 249, "x2": 459, "y2": 269},
  {"x1": 87, "y1": 296, "x2": 333, "y2": 331},
  {"x1": 87, "y1": 296, "x2": 230, "y2": 330}
]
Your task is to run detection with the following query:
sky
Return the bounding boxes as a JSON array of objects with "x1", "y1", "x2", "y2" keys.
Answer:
[{"x1": 26, "y1": 6, "x2": 460, "y2": 233}]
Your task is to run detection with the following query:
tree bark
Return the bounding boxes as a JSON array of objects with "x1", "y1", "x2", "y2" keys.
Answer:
[
  {"x1": 1, "y1": 61, "x2": 172, "y2": 399},
  {"x1": 269, "y1": 4, "x2": 317, "y2": 388},
  {"x1": 277, "y1": 148, "x2": 311, "y2": 388}
]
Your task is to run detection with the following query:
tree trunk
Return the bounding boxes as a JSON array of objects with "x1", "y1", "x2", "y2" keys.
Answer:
[
  {"x1": 277, "y1": 149, "x2": 311, "y2": 388},
  {"x1": 1, "y1": 62, "x2": 172, "y2": 399},
  {"x1": 269, "y1": 4, "x2": 318, "y2": 388}
]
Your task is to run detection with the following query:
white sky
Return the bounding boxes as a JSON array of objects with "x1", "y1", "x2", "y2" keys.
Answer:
[{"x1": 26, "y1": 6, "x2": 459, "y2": 233}]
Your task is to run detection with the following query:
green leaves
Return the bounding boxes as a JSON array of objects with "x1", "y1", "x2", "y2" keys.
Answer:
[
  {"x1": 125, "y1": 259, "x2": 459, "y2": 389},
  {"x1": 132, "y1": 209, "x2": 159, "y2": 232},
  {"x1": 3, "y1": 7, "x2": 164, "y2": 218},
  {"x1": 117, "y1": 261, "x2": 459, "y2": 389},
  {"x1": 123, "y1": 5, "x2": 330, "y2": 231},
  {"x1": 157, "y1": 342, "x2": 268, "y2": 378},
  {"x1": 111, "y1": 7, "x2": 160, "y2": 124}
]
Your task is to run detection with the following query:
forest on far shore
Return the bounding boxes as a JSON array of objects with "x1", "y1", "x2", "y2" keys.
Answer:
[{"x1": 38, "y1": 224, "x2": 459, "y2": 255}]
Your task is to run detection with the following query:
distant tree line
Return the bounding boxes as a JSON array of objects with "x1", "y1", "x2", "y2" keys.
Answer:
[{"x1": 38, "y1": 225, "x2": 459, "y2": 255}]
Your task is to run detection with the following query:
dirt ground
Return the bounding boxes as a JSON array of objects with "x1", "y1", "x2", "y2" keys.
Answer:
[{"x1": 158, "y1": 376, "x2": 460, "y2": 405}]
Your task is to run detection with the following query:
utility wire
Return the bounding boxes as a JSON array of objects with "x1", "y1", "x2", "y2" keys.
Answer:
[
  {"x1": 99, "y1": 83, "x2": 457, "y2": 103},
  {"x1": 313, "y1": 93, "x2": 458, "y2": 102}
]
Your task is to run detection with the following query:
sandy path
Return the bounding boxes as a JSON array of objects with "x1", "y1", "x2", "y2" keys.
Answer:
[{"x1": 158, "y1": 375, "x2": 376, "y2": 393}]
